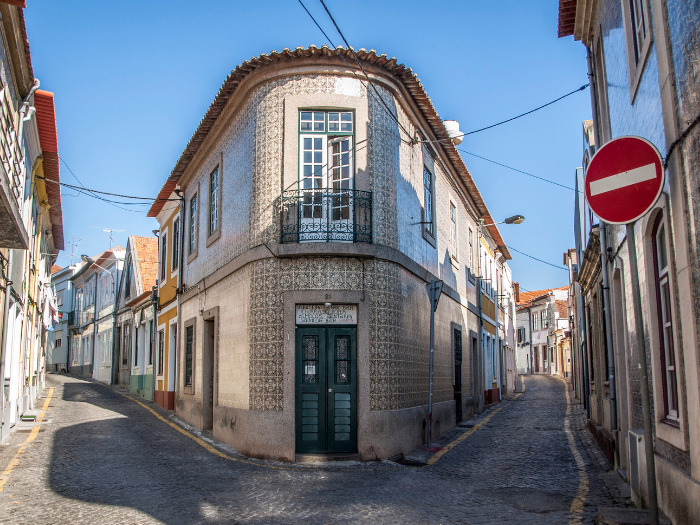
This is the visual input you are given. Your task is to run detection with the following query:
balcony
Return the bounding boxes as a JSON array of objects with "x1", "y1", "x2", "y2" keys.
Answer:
[
  {"x1": 281, "y1": 189, "x2": 372, "y2": 243},
  {"x1": 0, "y1": 93, "x2": 29, "y2": 249}
]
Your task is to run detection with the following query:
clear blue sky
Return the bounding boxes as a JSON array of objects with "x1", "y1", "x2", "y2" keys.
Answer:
[{"x1": 25, "y1": 0, "x2": 590, "y2": 292}]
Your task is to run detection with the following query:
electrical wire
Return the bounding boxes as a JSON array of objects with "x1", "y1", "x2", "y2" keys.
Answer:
[
  {"x1": 505, "y1": 245, "x2": 568, "y2": 271},
  {"x1": 37, "y1": 175, "x2": 179, "y2": 203},
  {"x1": 297, "y1": 0, "x2": 414, "y2": 144},
  {"x1": 419, "y1": 84, "x2": 589, "y2": 144},
  {"x1": 458, "y1": 149, "x2": 582, "y2": 194},
  {"x1": 319, "y1": 0, "x2": 415, "y2": 142}
]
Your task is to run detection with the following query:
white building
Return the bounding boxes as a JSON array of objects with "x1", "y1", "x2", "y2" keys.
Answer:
[
  {"x1": 515, "y1": 286, "x2": 568, "y2": 374},
  {"x1": 47, "y1": 263, "x2": 80, "y2": 372},
  {"x1": 68, "y1": 247, "x2": 123, "y2": 381}
]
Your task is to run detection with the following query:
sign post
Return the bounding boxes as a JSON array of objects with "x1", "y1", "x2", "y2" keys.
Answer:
[
  {"x1": 585, "y1": 136, "x2": 663, "y2": 525},
  {"x1": 426, "y1": 279, "x2": 443, "y2": 450}
]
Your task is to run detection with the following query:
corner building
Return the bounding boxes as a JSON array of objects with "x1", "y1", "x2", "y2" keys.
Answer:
[{"x1": 149, "y1": 47, "x2": 513, "y2": 461}]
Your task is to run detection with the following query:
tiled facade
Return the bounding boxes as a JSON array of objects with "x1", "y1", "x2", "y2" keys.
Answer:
[{"x1": 153, "y1": 48, "x2": 514, "y2": 461}]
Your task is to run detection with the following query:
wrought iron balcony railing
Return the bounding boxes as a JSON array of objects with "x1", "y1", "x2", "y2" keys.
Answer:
[{"x1": 281, "y1": 189, "x2": 372, "y2": 243}]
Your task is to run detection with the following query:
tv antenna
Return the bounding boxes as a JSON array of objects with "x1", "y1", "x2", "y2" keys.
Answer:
[
  {"x1": 70, "y1": 236, "x2": 81, "y2": 265},
  {"x1": 102, "y1": 228, "x2": 125, "y2": 249}
]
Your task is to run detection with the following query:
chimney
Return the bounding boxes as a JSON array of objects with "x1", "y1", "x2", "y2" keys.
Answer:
[{"x1": 514, "y1": 282, "x2": 520, "y2": 303}]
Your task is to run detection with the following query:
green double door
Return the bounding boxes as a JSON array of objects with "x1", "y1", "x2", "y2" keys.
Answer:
[{"x1": 295, "y1": 326, "x2": 357, "y2": 454}]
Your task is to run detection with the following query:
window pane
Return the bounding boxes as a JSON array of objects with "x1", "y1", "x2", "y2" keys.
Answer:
[{"x1": 656, "y1": 224, "x2": 667, "y2": 271}]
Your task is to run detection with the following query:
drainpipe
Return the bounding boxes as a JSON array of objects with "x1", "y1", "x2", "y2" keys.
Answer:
[
  {"x1": 90, "y1": 271, "x2": 98, "y2": 378},
  {"x1": 0, "y1": 252, "x2": 13, "y2": 440},
  {"x1": 527, "y1": 308, "x2": 533, "y2": 374},
  {"x1": 174, "y1": 192, "x2": 186, "y2": 411},
  {"x1": 109, "y1": 265, "x2": 118, "y2": 385},
  {"x1": 579, "y1": 289, "x2": 591, "y2": 418},
  {"x1": 151, "y1": 292, "x2": 157, "y2": 401},
  {"x1": 599, "y1": 226, "x2": 617, "y2": 433}
]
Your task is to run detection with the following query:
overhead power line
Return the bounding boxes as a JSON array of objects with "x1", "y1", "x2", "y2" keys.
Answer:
[
  {"x1": 506, "y1": 245, "x2": 568, "y2": 271},
  {"x1": 458, "y1": 149, "x2": 582, "y2": 193},
  {"x1": 298, "y1": 0, "x2": 414, "y2": 143},
  {"x1": 419, "y1": 84, "x2": 589, "y2": 144}
]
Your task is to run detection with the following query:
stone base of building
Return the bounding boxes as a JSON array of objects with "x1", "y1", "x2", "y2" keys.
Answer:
[
  {"x1": 129, "y1": 374, "x2": 153, "y2": 401},
  {"x1": 484, "y1": 388, "x2": 500, "y2": 405},
  {"x1": 174, "y1": 395, "x2": 462, "y2": 463},
  {"x1": 154, "y1": 389, "x2": 175, "y2": 410},
  {"x1": 588, "y1": 420, "x2": 614, "y2": 464}
]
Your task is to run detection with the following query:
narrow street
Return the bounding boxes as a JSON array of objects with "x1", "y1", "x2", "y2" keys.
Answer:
[{"x1": 0, "y1": 374, "x2": 626, "y2": 524}]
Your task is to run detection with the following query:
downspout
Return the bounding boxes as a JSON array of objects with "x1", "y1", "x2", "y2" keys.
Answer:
[
  {"x1": 586, "y1": 44, "x2": 611, "y2": 422},
  {"x1": 90, "y1": 271, "x2": 98, "y2": 378},
  {"x1": 174, "y1": 192, "x2": 185, "y2": 411},
  {"x1": 0, "y1": 253, "x2": 13, "y2": 439},
  {"x1": 579, "y1": 289, "x2": 591, "y2": 418},
  {"x1": 151, "y1": 290, "x2": 157, "y2": 401},
  {"x1": 17, "y1": 79, "x2": 40, "y2": 149},
  {"x1": 110, "y1": 266, "x2": 118, "y2": 385},
  {"x1": 599, "y1": 227, "x2": 617, "y2": 433},
  {"x1": 527, "y1": 308, "x2": 533, "y2": 374}
]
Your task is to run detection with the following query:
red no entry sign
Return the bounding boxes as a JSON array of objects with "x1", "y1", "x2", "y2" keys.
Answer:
[{"x1": 585, "y1": 136, "x2": 664, "y2": 225}]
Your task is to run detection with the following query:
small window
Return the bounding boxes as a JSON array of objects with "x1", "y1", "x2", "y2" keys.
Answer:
[
  {"x1": 160, "y1": 233, "x2": 167, "y2": 282},
  {"x1": 185, "y1": 324, "x2": 194, "y2": 387},
  {"x1": 622, "y1": 0, "x2": 653, "y2": 101},
  {"x1": 134, "y1": 326, "x2": 139, "y2": 367},
  {"x1": 209, "y1": 168, "x2": 219, "y2": 236},
  {"x1": 423, "y1": 167, "x2": 434, "y2": 237},
  {"x1": 328, "y1": 111, "x2": 353, "y2": 133},
  {"x1": 450, "y1": 201, "x2": 458, "y2": 260},
  {"x1": 468, "y1": 228, "x2": 474, "y2": 273},
  {"x1": 189, "y1": 194, "x2": 198, "y2": 256},
  {"x1": 124, "y1": 262, "x2": 132, "y2": 299},
  {"x1": 652, "y1": 215, "x2": 679, "y2": 421},
  {"x1": 172, "y1": 219, "x2": 180, "y2": 271},
  {"x1": 300, "y1": 111, "x2": 325, "y2": 132},
  {"x1": 158, "y1": 329, "x2": 164, "y2": 375},
  {"x1": 148, "y1": 320, "x2": 153, "y2": 366},
  {"x1": 55, "y1": 338, "x2": 62, "y2": 348}
]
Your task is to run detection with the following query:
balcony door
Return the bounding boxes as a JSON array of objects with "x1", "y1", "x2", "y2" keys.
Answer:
[{"x1": 298, "y1": 110, "x2": 354, "y2": 242}]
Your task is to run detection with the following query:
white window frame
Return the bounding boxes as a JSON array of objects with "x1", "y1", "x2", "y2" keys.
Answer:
[
  {"x1": 449, "y1": 200, "x2": 458, "y2": 263},
  {"x1": 621, "y1": 0, "x2": 653, "y2": 102}
]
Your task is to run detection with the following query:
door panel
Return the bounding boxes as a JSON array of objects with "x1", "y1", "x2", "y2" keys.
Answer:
[{"x1": 296, "y1": 326, "x2": 356, "y2": 454}]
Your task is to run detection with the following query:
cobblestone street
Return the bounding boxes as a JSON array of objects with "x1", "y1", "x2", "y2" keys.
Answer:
[{"x1": 0, "y1": 374, "x2": 627, "y2": 524}]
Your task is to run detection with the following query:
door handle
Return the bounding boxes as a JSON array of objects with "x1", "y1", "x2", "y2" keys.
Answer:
[{"x1": 328, "y1": 388, "x2": 332, "y2": 393}]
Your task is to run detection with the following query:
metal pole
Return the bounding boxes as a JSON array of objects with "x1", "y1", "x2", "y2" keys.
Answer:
[
  {"x1": 427, "y1": 293, "x2": 435, "y2": 450},
  {"x1": 626, "y1": 223, "x2": 658, "y2": 524}
]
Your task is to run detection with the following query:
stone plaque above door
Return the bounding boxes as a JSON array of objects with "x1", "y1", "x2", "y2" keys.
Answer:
[{"x1": 296, "y1": 304, "x2": 357, "y2": 325}]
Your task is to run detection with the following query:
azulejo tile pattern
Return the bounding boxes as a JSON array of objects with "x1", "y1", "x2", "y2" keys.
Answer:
[
  {"x1": 248, "y1": 256, "x2": 454, "y2": 412},
  {"x1": 242, "y1": 73, "x2": 458, "y2": 412}
]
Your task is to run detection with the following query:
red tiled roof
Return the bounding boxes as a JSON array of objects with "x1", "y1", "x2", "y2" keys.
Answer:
[
  {"x1": 1, "y1": 2, "x2": 28, "y2": 8},
  {"x1": 51, "y1": 264, "x2": 62, "y2": 274},
  {"x1": 34, "y1": 90, "x2": 64, "y2": 251},
  {"x1": 556, "y1": 300, "x2": 569, "y2": 319},
  {"x1": 516, "y1": 285, "x2": 568, "y2": 308},
  {"x1": 132, "y1": 236, "x2": 158, "y2": 293},
  {"x1": 558, "y1": 0, "x2": 578, "y2": 38},
  {"x1": 148, "y1": 46, "x2": 510, "y2": 259}
]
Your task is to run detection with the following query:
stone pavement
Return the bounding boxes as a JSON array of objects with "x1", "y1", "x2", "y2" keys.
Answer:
[{"x1": 0, "y1": 373, "x2": 631, "y2": 524}]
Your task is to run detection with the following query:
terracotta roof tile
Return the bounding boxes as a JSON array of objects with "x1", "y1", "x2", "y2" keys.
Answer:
[
  {"x1": 51, "y1": 264, "x2": 62, "y2": 274},
  {"x1": 556, "y1": 300, "x2": 569, "y2": 319},
  {"x1": 132, "y1": 236, "x2": 159, "y2": 293},
  {"x1": 34, "y1": 90, "x2": 64, "y2": 251},
  {"x1": 516, "y1": 285, "x2": 568, "y2": 307},
  {"x1": 558, "y1": 0, "x2": 578, "y2": 38}
]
